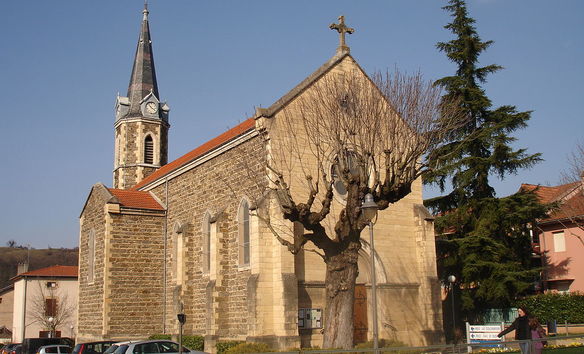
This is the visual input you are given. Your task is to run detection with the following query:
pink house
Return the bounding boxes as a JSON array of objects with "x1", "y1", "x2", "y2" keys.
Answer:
[{"x1": 524, "y1": 176, "x2": 584, "y2": 293}]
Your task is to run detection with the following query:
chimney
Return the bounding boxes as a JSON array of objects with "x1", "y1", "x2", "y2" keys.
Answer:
[{"x1": 17, "y1": 262, "x2": 29, "y2": 275}]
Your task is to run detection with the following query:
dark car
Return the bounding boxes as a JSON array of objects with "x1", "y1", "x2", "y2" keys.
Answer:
[
  {"x1": 9, "y1": 345, "x2": 22, "y2": 354},
  {"x1": 72, "y1": 342, "x2": 116, "y2": 354},
  {"x1": 1, "y1": 344, "x2": 21, "y2": 354}
]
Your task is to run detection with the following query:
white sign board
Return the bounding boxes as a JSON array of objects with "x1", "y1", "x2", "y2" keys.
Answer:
[
  {"x1": 469, "y1": 325, "x2": 503, "y2": 333},
  {"x1": 466, "y1": 322, "x2": 504, "y2": 351}
]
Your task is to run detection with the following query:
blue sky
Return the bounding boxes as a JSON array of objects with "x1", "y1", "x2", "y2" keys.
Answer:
[{"x1": 1, "y1": 0, "x2": 582, "y2": 249}]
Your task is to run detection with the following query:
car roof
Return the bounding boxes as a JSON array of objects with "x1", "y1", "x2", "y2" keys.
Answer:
[{"x1": 39, "y1": 345, "x2": 71, "y2": 348}]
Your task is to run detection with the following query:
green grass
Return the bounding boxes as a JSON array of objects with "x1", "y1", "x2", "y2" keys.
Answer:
[{"x1": 543, "y1": 348, "x2": 584, "y2": 354}]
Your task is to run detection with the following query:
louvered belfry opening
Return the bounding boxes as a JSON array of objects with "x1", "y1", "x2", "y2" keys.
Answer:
[{"x1": 144, "y1": 135, "x2": 154, "y2": 164}]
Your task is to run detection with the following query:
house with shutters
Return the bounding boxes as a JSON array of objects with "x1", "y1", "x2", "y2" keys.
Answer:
[
  {"x1": 524, "y1": 175, "x2": 584, "y2": 293},
  {"x1": 78, "y1": 5, "x2": 444, "y2": 350},
  {"x1": 10, "y1": 265, "x2": 78, "y2": 342}
]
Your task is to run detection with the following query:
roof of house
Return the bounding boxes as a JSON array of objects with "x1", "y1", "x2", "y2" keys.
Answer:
[
  {"x1": 521, "y1": 181, "x2": 584, "y2": 222},
  {"x1": 10, "y1": 265, "x2": 78, "y2": 281},
  {"x1": 131, "y1": 51, "x2": 358, "y2": 192},
  {"x1": 107, "y1": 188, "x2": 165, "y2": 210},
  {"x1": 132, "y1": 118, "x2": 256, "y2": 190}
]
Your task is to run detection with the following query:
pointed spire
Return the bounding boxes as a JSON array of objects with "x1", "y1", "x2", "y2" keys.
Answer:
[{"x1": 126, "y1": 2, "x2": 160, "y2": 117}]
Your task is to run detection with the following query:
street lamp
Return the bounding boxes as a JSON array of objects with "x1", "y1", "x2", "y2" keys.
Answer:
[
  {"x1": 448, "y1": 275, "x2": 456, "y2": 343},
  {"x1": 47, "y1": 317, "x2": 54, "y2": 338},
  {"x1": 177, "y1": 312, "x2": 186, "y2": 354},
  {"x1": 361, "y1": 193, "x2": 379, "y2": 353}
]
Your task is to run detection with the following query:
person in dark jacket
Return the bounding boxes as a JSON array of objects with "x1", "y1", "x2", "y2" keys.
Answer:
[{"x1": 498, "y1": 306, "x2": 532, "y2": 353}]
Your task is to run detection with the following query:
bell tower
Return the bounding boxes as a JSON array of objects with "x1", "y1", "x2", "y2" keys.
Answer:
[{"x1": 113, "y1": 4, "x2": 169, "y2": 189}]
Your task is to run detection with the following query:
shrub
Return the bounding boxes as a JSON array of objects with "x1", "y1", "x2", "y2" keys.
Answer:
[
  {"x1": 149, "y1": 334, "x2": 172, "y2": 340},
  {"x1": 516, "y1": 292, "x2": 584, "y2": 323},
  {"x1": 216, "y1": 341, "x2": 244, "y2": 354},
  {"x1": 183, "y1": 336, "x2": 205, "y2": 351},
  {"x1": 224, "y1": 342, "x2": 272, "y2": 354},
  {"x1": 147, "y1": 335, "x2": 204, "y2": 351},
  {"x1": 354, "y1": 339, "x2": 407, "y2": 349}
]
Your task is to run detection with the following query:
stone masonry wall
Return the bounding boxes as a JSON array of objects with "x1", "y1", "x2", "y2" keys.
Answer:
[
  {"x1": 149, "y1": 134, "x2": 267, "y2": 341},
  {"x1": 78, "y1": 185, "x2": 109, "y2": 342},
  {"x1": 104, "y1": 211, "x2": 165, "y2": 339},
  {"x1": 266, "y1": 56, "x2": 444, "y2": 347},
  {"x1": 114, "y1": 120, "x2": 168, "y2": 189}
]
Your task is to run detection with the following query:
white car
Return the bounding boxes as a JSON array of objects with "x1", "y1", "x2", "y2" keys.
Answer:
[
  {"x1": 37, "y1": 345, "x2": 72, "y2": 354},
  {"x1": 110, "y1": 341, "x2": 205, "y2": 354}
]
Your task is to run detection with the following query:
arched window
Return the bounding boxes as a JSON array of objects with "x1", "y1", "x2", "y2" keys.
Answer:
[
  {"x1": 202, "y1": 212, "x2": 211, "y2": 274},
  {"x1": 144, "y1": 135, "x2": 154, "y2": 164},
  {"x1": 238, "y1": 199, "x2": 251, "y2": 266},
  {"x1": 88, "y1": 229, "x2": 95, "y2": 283}
]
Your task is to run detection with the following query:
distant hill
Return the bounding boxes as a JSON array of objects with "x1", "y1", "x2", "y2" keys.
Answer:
[{"x1": 0, "y1": 247, "x2": 78, "y2": 289}]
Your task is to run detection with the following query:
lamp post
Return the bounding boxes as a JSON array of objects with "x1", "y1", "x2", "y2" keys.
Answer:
[
  {"x1": 361, "y1": 193, "x2": 379, "y2": 353},
  {"x1": 448, "y1": 275, "x2": 456, "y2": 343},
  {"x1": 47, "y1": 317, "x2": 54, "y2": 338},
  {"x1": 177, "y1": 312, "x2": 186, "y2": 354}
]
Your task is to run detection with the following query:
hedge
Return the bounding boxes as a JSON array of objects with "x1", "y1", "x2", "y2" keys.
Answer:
[
  {"x1": 148, "y1": 334, "x2": 205, "y2": 351},
  {"x1": 224, "y1": 342, "x2": 272, "y2": 354},
  {"x1": 216, "y1": 341, "x2": 244, "y2": 354},
  {"x1": 516, "y1": 293, "x2": 584, "y2": 323}
]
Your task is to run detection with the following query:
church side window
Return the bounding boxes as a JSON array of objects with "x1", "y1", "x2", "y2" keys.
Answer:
[
  {"x1": 144, "y1": 135, "x2": 154, "y2": 164},
  {"x1": 202, "y1": 212, "x2": 211, "y2": 274},
  {"x1": 88, "y1": 229, "x2": 95, "y2": 283},
  {"x1": 173, "y1": 223, "x2": 184, "y2": 285},
  {"x1": 238, "y1": 199, "x2": 251, "y2": 267}
]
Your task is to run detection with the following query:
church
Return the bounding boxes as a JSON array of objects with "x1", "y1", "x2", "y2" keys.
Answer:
[{"x1": 78, "y1": 5, "x2": 444, "y2": 350}]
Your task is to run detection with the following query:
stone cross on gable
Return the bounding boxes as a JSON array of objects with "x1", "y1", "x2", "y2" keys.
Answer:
[{"x1": 329, "y1": 15, "x2": 354, "y2": 53}]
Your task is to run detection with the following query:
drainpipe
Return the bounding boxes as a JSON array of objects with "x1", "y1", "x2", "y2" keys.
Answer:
[
  {"x1": 21, "y1": 275, "x2": 28, "y2": 341},
  {"x1": 163, "y1": 177, "x2": 169, "y2": 333}
]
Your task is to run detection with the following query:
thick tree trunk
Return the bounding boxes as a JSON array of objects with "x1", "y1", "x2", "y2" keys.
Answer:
[{"x1": 322, "y1": 241, "x2": 360, "y2": 349}]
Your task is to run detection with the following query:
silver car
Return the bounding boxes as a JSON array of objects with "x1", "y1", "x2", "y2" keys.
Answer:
[
  {"x1": 111, "y1": 341, "x2": 204, "y2": 354},
  {"x1": 37, "y1": 345, "x2": 72, "y2": 354}
]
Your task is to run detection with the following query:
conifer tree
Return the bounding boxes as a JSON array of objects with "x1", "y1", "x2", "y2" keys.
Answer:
[{"x1": 425, "y1": 0, "x2": 549, "y2": 322}]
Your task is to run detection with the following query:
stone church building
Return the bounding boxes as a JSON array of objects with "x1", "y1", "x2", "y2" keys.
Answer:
[{"x1": 78, "y1": 6, "x2": 443, "y2": 350}]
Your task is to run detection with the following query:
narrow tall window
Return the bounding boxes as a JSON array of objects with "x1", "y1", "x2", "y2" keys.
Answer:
[
  {"x1": 238, "y1": 199, "x2": 250, "y2": 266},
  {"x1": 553, "y1": 231, "x2": 566, "y2": 252},
  {"x1": 144, "y1": 135, "x2": 154, "y2": 164},
  {"x1": 88, "y1": 229, "x2": 95, "y2": 283},
  {"x1": 202, "y1": 212, "x2": 211, "y2": 274},
  {"x1": 172, "y1": 223, "x2": 184, "y2": 285}
]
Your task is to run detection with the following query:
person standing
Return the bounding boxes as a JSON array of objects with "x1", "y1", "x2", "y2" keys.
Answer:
[
  {"x1": 498, "y1": 307, "x2": 532, "y2": 354},
  {"x1": 529, "y1": 317, "x2": 547, "y2": 354}
]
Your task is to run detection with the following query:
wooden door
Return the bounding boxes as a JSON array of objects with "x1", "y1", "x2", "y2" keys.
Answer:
[{"x1": 353, "y1": 284, "x2": 368, "y2": 344}]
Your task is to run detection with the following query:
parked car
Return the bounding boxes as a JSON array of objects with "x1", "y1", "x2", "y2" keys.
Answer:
[
  {"x1": 102, "y1": 342, "x2": 139, "y2": 354},
  {"x1": 1, "y1": 344, "x2": 21, "y2": 354},
  {"x1": 22, "y1": 338, "x2": 73, "y2": 354},
  {"x1": 36, "y1": 345, "x2": 72, "y2": 354},
  {"x1": 110, "y1": 340, "x2": 204, "y2": 354},
  {"x1": 72, "y1": 342, "x2": 116, "y2": 354},
  {"x1": 9, "y1": 345, "x2": 22, "y2": 354}
]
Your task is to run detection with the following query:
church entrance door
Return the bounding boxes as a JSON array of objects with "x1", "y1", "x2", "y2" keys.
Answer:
[{"x1": 353, "y1": 284, "x2": 368, "y2": 344}]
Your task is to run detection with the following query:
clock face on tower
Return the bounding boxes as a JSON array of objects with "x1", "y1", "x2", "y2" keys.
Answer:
[{"x1": 146, "y1": 102, "x2": 158, "y2": 114}]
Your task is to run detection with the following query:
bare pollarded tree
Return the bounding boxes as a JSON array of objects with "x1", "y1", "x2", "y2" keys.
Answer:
[
  {"x1": 237, "y1": 69, "x2": 463, "y2": 349},
  {"x1": 27, "y1": 282, "x2": 76, "y2": 337},
  {"x1": 558, "y1": 141, "x2": 584, "y2": 236}
]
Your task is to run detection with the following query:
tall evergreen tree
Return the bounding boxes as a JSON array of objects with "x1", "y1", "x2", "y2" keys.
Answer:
[{"x1": 425, "y1": 0, "x2": 550, "y2": 322}]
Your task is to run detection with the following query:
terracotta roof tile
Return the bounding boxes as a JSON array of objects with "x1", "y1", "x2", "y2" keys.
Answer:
[
  {"x1": 108, "y1": 188, "x2": 164, "y2": 210},
  {"x1": 522, "y1": 182, "x2": 584, "y2": 222},
  {"x1": 15, "y1": 265, "x2": 78, "y2": 279},
  {"x1": 133, "y1": 118, "x2": 255, "y2": 190}
]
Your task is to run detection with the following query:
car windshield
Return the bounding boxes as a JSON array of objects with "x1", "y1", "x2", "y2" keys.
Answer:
[
  {"x1": 103, "y1": 346, "x2": 119, "y2": 354},
  {"x1": 61, "y1": 347, "x2": 72, "y2": 353},
  {"x1": 112, "y1": 346, "x2": 128, "y2": 354}
]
